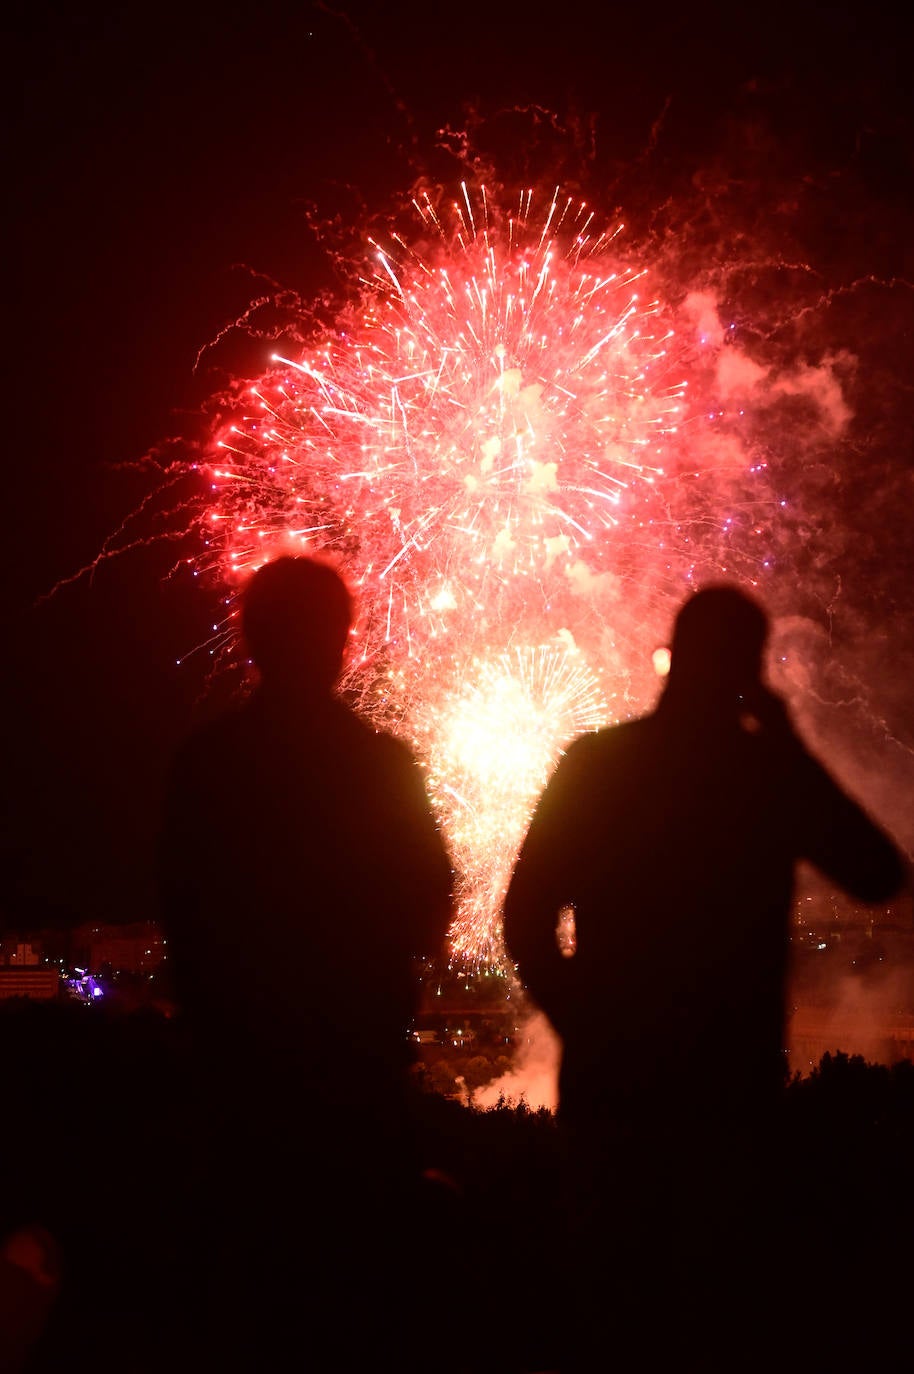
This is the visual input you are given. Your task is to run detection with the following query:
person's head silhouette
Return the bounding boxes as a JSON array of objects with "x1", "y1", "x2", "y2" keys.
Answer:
[
  {"x1": 241, "y1": 555, "x2": 353, "y2": 698},
  {"x1": 667, "y1": 583, "x2": 769, "y2": 708}
]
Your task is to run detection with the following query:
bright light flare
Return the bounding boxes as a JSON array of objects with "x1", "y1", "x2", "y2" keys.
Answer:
[{"x1": 417, "y1": 645, "x2": 608, "y2": 965}]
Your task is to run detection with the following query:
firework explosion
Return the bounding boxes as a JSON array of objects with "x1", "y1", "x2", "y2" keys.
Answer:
[
  {"x1": 199, "y1": 183, "x2": 784, "y2": 967},
  {"x1": 416, "y1": 644, "x2": 608, "y2": 960}
]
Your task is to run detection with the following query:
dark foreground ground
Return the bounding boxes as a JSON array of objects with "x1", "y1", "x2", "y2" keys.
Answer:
[{"x1": 2, "y1": 999, "x2": 913, "y2": 1373}]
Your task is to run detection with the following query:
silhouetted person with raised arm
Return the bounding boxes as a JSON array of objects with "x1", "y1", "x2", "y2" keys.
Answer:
[
  {"x1": 503, "y1": 583, "x2": 908, "y2": 1371},
  {"x1": 158, "y1": 555, "x2": 454, "y2": 1370}
]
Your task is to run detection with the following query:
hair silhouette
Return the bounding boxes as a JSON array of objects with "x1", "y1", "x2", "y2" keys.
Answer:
[
  {"x1": 240, "y1": 554, "x2": 353, "y2": 692},
  {"x1": 667, "y1": 582, "x2": 768, "y2": 698}
]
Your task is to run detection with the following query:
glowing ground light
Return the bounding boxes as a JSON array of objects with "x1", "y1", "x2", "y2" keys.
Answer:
[{"x1": 198, "y1": 183, "x2": 776, "y2": 966}]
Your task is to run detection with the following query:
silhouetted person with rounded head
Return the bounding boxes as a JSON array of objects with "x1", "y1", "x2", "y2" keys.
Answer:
[
  {"x1": 503, "y1": 583, "x2": 908, "y2": 1371},
  {"x1": 158, "y1": 555, "x2": 454, "y2": 1369}
]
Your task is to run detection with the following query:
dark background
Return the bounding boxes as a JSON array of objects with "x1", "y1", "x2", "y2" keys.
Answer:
[{"x1": 6, "y1": 2, "x2": 914, "y2": 930}]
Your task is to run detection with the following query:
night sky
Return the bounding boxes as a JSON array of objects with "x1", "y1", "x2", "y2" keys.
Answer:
[{"x1": 6, "y1": 1, "x2": 914, "y2": 932}]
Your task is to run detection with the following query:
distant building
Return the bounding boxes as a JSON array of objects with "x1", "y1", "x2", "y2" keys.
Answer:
[
  {"x1": 0, "y1": 968, "x2": 60, "y2": 1001},
  {"x1": 3, "y1": 942, "x2": 40, "y2": 967},
  {"x1": 75, "y1": 920, "x2": 167, "y2": 976}
]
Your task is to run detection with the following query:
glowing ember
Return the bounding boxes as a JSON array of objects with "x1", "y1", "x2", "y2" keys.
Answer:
[{"x1": 196, "y1": 183, "x2": 779, "y2": 967}]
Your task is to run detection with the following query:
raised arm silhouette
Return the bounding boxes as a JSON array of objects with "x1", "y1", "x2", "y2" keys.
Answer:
[
  {"x1": 158, "y1": 554, "x2": 454, "y2": 1369},
  {"x1": 503, "y1": 582, "x2": 908, "y2": 1371}
]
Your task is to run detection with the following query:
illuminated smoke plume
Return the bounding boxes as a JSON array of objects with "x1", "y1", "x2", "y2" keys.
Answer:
[{"x1": 193, "y1": 182, "x2": 850, "y2": 968}]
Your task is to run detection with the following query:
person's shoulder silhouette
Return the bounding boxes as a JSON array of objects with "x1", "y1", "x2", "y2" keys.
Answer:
[
  {"x1": 504, "y1": 582, "x2": 908, "y2": 1125},
  {"x1": 158, "y1": 555, "x2": 454, "y2": 1083}
]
